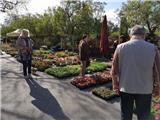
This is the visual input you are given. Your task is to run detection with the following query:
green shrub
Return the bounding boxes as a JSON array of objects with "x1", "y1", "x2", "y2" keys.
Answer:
[
  {"x1": 45, "y1": 62, "x2": 109, "y2": 78},
  {"x1": 55, "y1": 51, "x2": 67, "y2": 58},
  {"x1": 86, "y1": 62, "x2": 108, "y2": 73},
  {"x1": 66, "y1": 51, "x2": 78, "y2": 56},
  {"x1": 109, "y1": 31, "x2": 119, "y2": 39},
  {"x1": 33, "y1": 50, "x2": 52, "y2": 56},
  {"x1": 32, "y1": 60, "x2": 50, "y2": 71},
  {"x1": 45, "y1": 65, "x2": 80, "y2": 78}
]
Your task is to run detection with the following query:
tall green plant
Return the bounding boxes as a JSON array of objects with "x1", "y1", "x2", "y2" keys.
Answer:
[{"x1": 119, "y1": 16, "x2": 129, "y2": 40}]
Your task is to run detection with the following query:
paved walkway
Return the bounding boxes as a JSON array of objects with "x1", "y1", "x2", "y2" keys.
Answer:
[{"x1": 1, "y1": 52, "x2": 124, "y2": 120}]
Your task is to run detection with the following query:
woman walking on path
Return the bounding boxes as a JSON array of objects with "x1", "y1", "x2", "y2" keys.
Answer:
[{"x1": 16, "y1": 29, "x2": 34, "y2": 79}]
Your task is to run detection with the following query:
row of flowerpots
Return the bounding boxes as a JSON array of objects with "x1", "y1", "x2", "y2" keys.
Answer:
[
  {"x1": 71, "y1": 71, "x2": 112, "y2": 89},
  {"x1": 152, "y1": 96, "x2": 160, "y2": 120},
  {"x1": 32, "y1": 56, "x2": 79, "y2": 67},
  {"x1": 33, "y1": 50, "x2": 77, "y2": 59},
  {"x1": 45, "y1": 62, "x2": 109, "y2": 78},
  {"x1": 92, "y1": 87, "x2": 119, "y2": 101}
]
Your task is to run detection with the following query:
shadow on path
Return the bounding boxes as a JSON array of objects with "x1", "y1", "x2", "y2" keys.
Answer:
[{"x1": 25, "y1": 78, "x2": 70, "y2": 120}]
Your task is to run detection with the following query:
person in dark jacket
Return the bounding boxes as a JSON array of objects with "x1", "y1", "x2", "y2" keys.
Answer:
[
  {"x1": 118, "y1": 35, "x2": 127, "y2": 44},
  {"x1": 78, "y1": 33, "x2": 90, "y2": 77},
  {"x1": 16, "y1": 29, "x2": 34, "y2": 79}
]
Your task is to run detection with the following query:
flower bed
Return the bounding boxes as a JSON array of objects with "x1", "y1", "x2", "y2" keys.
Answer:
[
  {"x1": 152, "y1": 97, "x2": 160, "y2": 120},
  {"x1": 0, "y1": 43, "x2": 18, "y2": 56},
  {"x1": 95, "y1": 71, "x2": 112, "y2": 83},
  {"x1": 92, "y1": 87, "x2": 119, "y2": 100},
  {"x1": 32, "y1": 60, "x2": 50, "y2": 71},
  {"x1": 86, "y1": 62, "x2": 109, "y2": 73},
  {"x1": 45, "y1": 62, "x2": 109, "y2": 78},
  {"x1": 53, "y1": 56, "x2": 79, "y2": 66},
  {"x1": 33, "y1": 50, "x2": 52, "y2": 59},
  {"x1": 71, "y1": 76, "x2": 97, "y2": 89},
  {"x1": 71, "y1": 72, "x2": 112, "y2": 89},
  {"x1": 45, "y1": 65, "x2": 80, "y2": 78},
  {"x1": 54, "y1": 51, "x2": 78, "y2": 58},
  {"x1": 8, "y1": 50, "x2": 18, "y2": 57}
]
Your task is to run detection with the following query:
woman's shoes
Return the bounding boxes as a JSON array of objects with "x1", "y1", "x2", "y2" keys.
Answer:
[
  {"x1": 28, "y1": 74, "x2": 32, "y2": 78},
  {"x1": 24, "y1": 74, "x2": 32, "y2": 79},
  {"x1": 24, "y1": 76, "x2": 28, "y2": 79}
]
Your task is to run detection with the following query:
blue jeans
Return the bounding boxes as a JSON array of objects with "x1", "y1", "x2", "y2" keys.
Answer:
[
  {"x1": 120, "y1": 92, "x2": 152, "y2": 120},
  {"x1": 22, "y1": 60, "x2": 32, "y2": 76}
]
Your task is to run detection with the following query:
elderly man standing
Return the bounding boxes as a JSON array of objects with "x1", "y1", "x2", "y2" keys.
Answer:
[{"x1": 111, "y1": 25, "x2": 160, "y2": 120}]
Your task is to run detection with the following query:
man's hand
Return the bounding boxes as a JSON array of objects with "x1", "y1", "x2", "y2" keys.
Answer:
[
  {"x1": 111, "y1": 49, "x2": 120, "y2": 95},
  {"x1": 26, "y1": 47, "x2": 31, "y2": 53},
  {"x1": 113, "y1": 80, "x2": 120, "y2": 95}
]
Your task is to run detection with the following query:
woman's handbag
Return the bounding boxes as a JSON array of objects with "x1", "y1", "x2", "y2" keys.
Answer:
[{"x1": 16, "y1": 54, "x2": 22, "y2": 63}]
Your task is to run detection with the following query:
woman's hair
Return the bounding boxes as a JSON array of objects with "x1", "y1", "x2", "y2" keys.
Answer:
[
  {"x1": 82, "y1": 33, "x2": 88, "y2": 40},
  {"x1": 118, "y1": 35, "x2": 127, "y2": 44},
  {"x1": 19, "y1": 29, "x2": 30, "y2": 37}
]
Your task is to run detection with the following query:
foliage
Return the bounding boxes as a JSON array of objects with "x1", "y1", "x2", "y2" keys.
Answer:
[
  {"x1": 151, "y1": 97, "x2": 160, "y2": 120},
  {"x1": 108, "y1": 21, "x2": 119, "y2": 35},
  {"x1": 119, "y1": 16, "x2": 129, "y2": 40},
  {"x1": 86, "y1": 62, "x2": 108, "y2": 73},
  {"x1": 1, "y1": 0, "x2": 107, "y2": 49},
  {"x1": 53, "y1": 56, "x2": 79, "y2": 66},
  {"x1": 119, "y1": 0, "x2": 160, "y2": 34},
  {"x1": 0, "y1": 43, "x2": 18, "y2": 56},
  {"x1": 71, "y1": 76, "x2": 96, "y2": 89},
  {"x1": 45, "y1": 62, "x2": 109, "y2": 78},
  {"x1": 0, "y1": 43, "x2": 12, "y2": 51},
  {"x1": 0, "y1": 0, "x2": 30, "y2": 13},
  {"x1": 92, "y1": 87, "x2": 119, "y2": 100},
  {"x1": 54, "y1": 51, "x2": 68, "y2": 58},
  {"x1": 47, "y1": 54, "x2": 55, "y2": 59},
  {"x1": 95, "y1": 71, "x2": 112, "y2": 81},
  {"x1": 45, "y1": 65, "x2": 80, "y2": 78},
  {"x1": 109, "y1": 31, "x2": 119, "y2": 39},
  {"x1": 33, "y1": 50, "x2": 52, "y2": 57},
  {"x1": 32, "y1": 60, "x2": 50, "y2": 71},
  {"x1": 71, "y1": 72, "x2": 112, "y2": 89}
]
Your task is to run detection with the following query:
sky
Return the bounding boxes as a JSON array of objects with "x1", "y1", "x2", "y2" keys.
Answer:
[{"x1": 0, "y1": 0, "x2": 127, "y2": 25}]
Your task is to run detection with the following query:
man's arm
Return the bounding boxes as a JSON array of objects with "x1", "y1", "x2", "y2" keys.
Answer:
[
  {"x1": 110, "y1": 50, "x2": 120, "y2": 94},
  {"x1": 153, "y1": 48, "x2": 160, "y2": 96}
]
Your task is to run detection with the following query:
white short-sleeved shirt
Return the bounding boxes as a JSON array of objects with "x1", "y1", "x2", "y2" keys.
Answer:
[{"x1": 116, "y1": 39, "x2": 156, "y2": 94}]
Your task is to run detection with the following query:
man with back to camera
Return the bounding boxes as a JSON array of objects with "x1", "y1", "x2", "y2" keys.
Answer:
[{"x1": 111, "y1": 25, "x2": 160, "y2": 120}]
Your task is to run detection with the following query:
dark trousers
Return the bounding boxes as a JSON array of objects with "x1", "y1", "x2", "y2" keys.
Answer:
[
  {"x1": 120, "y1": 92, "x2": 152, "y2": 120},
  {"x1": 22, "y1": 60, "x2": 32, "y2": 76}
]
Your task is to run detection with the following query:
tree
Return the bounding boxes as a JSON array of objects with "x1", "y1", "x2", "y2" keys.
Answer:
[
  {"x1": 0, "y1": 0, "x2": 29, "y2": 13},
  {"x1": 119, "y1": 0, "x2": 160, "y2": 34},
  {"x1": 52, "y1": 0, "x2": 106, "y2": 50},
  {"x1": 108, "y1": 20, "x2": 119, "y2": 35},
  {"x1": 119, "y1": 16, "x2": 129, "y2": 40},
  {"x1": 0, "y1": 0, "x2": 19, "y2": 12},
  {"x1": 1, "y1": 0, "x2": 107, "y2": 49}
]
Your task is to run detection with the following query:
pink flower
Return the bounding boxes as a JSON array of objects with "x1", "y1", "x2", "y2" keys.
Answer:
[
  {"x1": 156, "y1": 104, "x2": 160, "y2": 110},
  {"x1": 155, "y1": 115, "x2": 160, "y2": 120}
]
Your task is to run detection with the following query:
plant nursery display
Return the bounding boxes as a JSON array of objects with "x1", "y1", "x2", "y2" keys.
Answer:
[
  {"x1": 92, "y1": 87, "x2": 119, "y2": 100},
  {"x1": 71, "y1": 76, "x2": 97, "y2": 89}
]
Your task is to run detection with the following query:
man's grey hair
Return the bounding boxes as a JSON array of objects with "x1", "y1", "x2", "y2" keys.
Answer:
[{"x1": 130, "y1": 25, "x2": 145, "y2": 36}]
